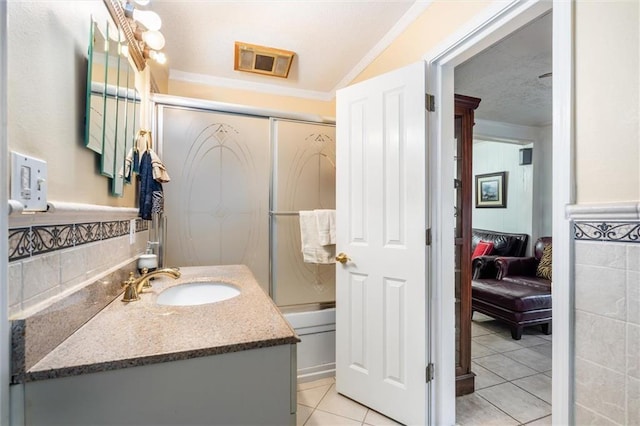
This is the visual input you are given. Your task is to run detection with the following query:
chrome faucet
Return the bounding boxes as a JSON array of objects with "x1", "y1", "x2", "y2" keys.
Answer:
[{"x1": 122, "y1": 268, "x2": 181, "y2": 302}]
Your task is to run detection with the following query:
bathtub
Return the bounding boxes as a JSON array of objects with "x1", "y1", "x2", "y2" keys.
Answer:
[{"x1": 282, "y1": 305, "x2": 336, "y2": 383}]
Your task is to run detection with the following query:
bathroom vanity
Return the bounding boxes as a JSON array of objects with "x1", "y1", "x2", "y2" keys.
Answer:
[{"x1": 11, "y1": 265, "x2": 299, "y2": 425}]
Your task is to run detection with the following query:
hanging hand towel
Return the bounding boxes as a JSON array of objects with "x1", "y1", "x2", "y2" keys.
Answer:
[
  {"x1": 314, "y1": 209, "x2": 336, "y2": 246},
  {"x1": 299, "y1": 211, "x2": 335, "y2": 264},
  {"x1": 149, "y1": 149, "x2": 171, "y2": 183},
  {"x1": 138, "y1": 151, "x2": 163, "y2": 220}
]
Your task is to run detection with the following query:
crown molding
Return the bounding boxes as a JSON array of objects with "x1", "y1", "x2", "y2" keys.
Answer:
[{"x1": 169, "y1": 69, "x2": 334, "y2": 102}]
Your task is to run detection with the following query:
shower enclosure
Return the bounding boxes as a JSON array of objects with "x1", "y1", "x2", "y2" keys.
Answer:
[{"x1": 154, "y1": 98, "x2": 336, "y2": 313}]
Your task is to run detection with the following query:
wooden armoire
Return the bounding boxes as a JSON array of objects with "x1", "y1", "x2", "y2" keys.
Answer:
[{"x1": 454, "y1": 94, "x2": 481, "y2": 396}]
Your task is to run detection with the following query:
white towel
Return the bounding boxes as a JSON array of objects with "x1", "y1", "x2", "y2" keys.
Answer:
[
  {"x1": 315, "y1": 209, "x2": 336, "y2": 246},
  {"x1": 299, "y1": 211, "x2": 335, "y2": 264}
]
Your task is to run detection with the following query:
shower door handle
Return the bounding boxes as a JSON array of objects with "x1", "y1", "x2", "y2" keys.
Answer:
[{"x1": 336, "y1": 252, "x2": 351, "y2": 264}]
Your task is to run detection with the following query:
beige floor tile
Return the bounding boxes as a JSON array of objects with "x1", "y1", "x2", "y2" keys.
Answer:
[
  {"x1": 298, "y1": 384, "x2": 332, "y2": 408},
  {"x1": 502, "y1": 347, "x2": 552, "y2": 372},
  {"x1": 297, "y1": 404, "x2": 314, "y2": 426},
  {"x1": 513, "y1": 373, "x2": 552, "y2": 404},
  {"x1": 472, "y1": 340, "x2": 497, "y2": 359},
  {"x1": 305, "y1": 409, "x2": 361, "y2": 426},
  {"x1": 529, "y1": 342, "x2": 553, "y2": 358},
  {"x1": 455, "y1": 392, "x2": 519, "y2": 426},
  {"x1": 298, "y1": 377, "x2": 335, "y2": 391},
  {"x1": 472, "y1": 321, "x2": 494, "y2": 337},
  {"x1": 496, "y1": 332, "x2": 548, "y2": 348},
  {"x1": 474, "y1": 353, "x2": 538, "y2": 381},
  {"x1": 472, "y1": 312, "x2": 495, "y2": 322},
  {"x1": 473, "y1": 333, "x2": 525, "y2": 353},
  {"x1": 472, "y1": 361, "x2": 507, "y2": 390},
  {"x1": 477, "y1": 382, "x2": 552, "y2": 424},
  {"x1": 472, "y1": 319, "x2": 510, "y2": 334},
  {"x1": 525, "y1": 415, "x2": 553, "y2": 425},
  {"x1": 363, "y1": 409, "x2": 402, "y2": 425},
  {"x1": 316, "y1": 384, "x2": 369, "y2": 422}
]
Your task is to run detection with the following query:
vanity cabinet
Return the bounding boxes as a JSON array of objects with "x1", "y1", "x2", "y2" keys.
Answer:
[
  {"x1": 454, "y1": 94, "x2": 481, "y2": 396},
  {"x1": 18, "y1": 344, "x2": 297, "y2": 425}
]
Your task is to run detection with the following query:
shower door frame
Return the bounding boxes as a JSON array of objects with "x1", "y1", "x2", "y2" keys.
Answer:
[{"x1": 150, "y1": 94, "x2": 335, "y2": 305}]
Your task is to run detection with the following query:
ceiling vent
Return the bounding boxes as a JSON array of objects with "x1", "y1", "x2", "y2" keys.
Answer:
[{"x1": 234, "y1": 42, "x2": 295, "y2": 79}]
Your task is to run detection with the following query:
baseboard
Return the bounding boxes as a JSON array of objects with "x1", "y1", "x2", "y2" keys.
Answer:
[{"x1": 296, "y1": 363, "x2": 336, "y2": 384}]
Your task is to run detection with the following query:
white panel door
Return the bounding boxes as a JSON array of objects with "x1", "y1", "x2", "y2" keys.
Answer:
[{"x1": 336, "y1": 61, "x2": 429, "y2": 425}]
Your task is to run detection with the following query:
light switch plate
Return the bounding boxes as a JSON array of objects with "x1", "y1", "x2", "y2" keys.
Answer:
[{"x1": 11, "y1": 151, "x2": 48, "y2": 211}]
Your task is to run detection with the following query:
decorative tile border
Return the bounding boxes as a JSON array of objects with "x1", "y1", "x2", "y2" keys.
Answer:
[
  {"x1": 9, "y1": 219, "x2": 149, "y2": 261},
  {"x1": 574, "y1": 221, "x2": 640, "y2": 243}
]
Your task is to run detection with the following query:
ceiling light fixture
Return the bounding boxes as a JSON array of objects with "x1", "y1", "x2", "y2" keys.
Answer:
[
  {"x1": 103, "y1": 0, "x2": 168, "y2": 71},
  {"x1": 122, "y1": 1, "x2": 162, "y2": 31},
  {"x1": 134, "y1": 28, "x2": 165, "y2": 51}
]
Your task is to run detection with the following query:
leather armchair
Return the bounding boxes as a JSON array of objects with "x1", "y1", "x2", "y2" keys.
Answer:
[
  {"x1": 495, "y1": 237, "x2": 552, "y2": 285},
  {"x1": 471, "y1": 228, "x2": 529, "y2": 279}
]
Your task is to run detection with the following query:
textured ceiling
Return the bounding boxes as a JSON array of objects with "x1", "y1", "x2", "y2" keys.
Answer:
[
  {"x1": 151, "y1": 0, "x2": 421, "y2": 98},
  {"x1": 454, "y1": 12, "x2": 552, "y2": 127}
]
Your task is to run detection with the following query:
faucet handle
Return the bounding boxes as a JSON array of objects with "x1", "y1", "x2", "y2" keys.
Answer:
[
  {"x1": 121, "y1": 272, "x2": 140, "y2": 302},
  {"x1": 121, "y1": 272, "x2": 136, "y2": 288}
]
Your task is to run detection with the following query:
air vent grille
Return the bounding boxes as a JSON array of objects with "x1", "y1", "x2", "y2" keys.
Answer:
[{"x1": 234, "y1": 42, "x2": 294, "y2": 78}]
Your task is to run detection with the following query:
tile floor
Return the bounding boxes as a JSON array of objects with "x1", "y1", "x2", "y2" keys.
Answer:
[{"x1": 296, "y1": 313, "x2": 552, "y2": 426}]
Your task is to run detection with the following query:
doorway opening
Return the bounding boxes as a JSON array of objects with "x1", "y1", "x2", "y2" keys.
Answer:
[{"x1": 450, "y1": 11, "x2": 553, "y2": 425}]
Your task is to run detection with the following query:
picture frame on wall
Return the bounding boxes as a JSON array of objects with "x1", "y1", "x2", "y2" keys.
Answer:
[{"x1": 475, "y1": 171, "x2": 507, "y2": 208}]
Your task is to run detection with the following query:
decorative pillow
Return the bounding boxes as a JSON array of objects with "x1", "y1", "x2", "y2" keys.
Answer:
[
  {"x1": 536, "y1": 243, "x2": 553, "y2": 280},
  {"x1": 472, "y1": 241, "x2": 494, "y2": 259}
]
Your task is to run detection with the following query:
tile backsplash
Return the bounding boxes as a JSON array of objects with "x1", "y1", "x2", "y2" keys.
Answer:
[{"x1": 8, "y1": 214, "x2": 149, "y2": 318}]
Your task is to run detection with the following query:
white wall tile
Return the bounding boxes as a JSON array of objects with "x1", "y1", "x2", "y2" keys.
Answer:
[
  {"x1": 60, "y1": 246, "x2": 87, "y2": 288},
  {"x1": 575, "y1": 357, "x2": 626, "y2": 424},
  {"x1": 576, "y1": 264, "x2": 626, "y2": 320},
  {"x1": 575, "y1": 311, "x2": 626, "y2": 373},
  {"x1": 629, "y1": 271, "x2": 640, "y2": 325},
  {"x1": 21, "y1": 252, "x2": 61, "y2": 301},
  {"x1": 9, "y1": 261, "x2": 23, "y2": 318},
  {"x1": 628, "y1": 376, "x2": 640, "y2": 426},
  {"x1": 628, "y1": 323, "x2": 640, "y2": 379},
  {"x1": 628, "y1": 245, "x2": 640, "y2": 272},
  {"x1": 576, "y1": 241, "x2": 627, "y2": 269},
  {"x1": 575, "y1": 403, "x2": 620, "y2": 426},
  {"x1": 8, "y1": 261, "x2": 22, "y2": 308}
]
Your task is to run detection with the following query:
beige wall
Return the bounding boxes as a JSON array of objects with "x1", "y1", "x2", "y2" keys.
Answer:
[
  {"x1": 575, "y1": 0, "x2": 640, "y2": 203},
  {"x1": 7, "y1": 1, "x2": 135, "y2": 207}
]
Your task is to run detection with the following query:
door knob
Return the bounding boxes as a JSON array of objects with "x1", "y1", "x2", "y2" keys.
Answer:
[{"x1": 336, "y1": 252, "x2": 351, "y2": 264}]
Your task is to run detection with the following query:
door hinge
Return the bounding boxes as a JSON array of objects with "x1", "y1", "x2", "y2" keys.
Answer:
[
  {"x1": 426, "y1": 363, "x2": 434, "y2": 383},
  {"x1": 426, "y1": 94, "x2": 435, "y2": 112},
  {"x1": 425, "y1": 228, "x2": 432, "y2": 246}
]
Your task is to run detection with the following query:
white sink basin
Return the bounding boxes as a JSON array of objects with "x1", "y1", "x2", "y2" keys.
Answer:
[{"x1": 156, "y1": 281, "x2": 240, "y2": 306}]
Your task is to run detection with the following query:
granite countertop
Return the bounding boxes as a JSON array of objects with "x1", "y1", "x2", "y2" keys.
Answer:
[{"x1": 24, "y1": 265, "x2": 299, "y2": 382}]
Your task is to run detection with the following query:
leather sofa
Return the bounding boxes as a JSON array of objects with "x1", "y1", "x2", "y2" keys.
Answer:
[
  {"x1": 472, "y1": 237, "x2": 552, "y2": 340},
  {"x1": 471, "y1": 228, "x2": 529, "y2": 279}
]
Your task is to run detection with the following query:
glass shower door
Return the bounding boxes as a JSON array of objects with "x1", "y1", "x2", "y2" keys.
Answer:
[{"x1": 271, "y1": 119, "x2": 336, "y2": 308}]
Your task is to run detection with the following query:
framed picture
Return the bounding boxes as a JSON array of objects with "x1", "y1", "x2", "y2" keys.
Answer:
[{"x1": 475, "y1": 171, "x2": 507, "y2": 208}]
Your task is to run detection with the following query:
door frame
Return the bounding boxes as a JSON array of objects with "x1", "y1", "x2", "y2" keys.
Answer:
[
  {"x1": 425, "y1": 1, "x2": 574, "y2": 424},
  {"x1": 1, "y1": 1, "x2": 10, "y2": 424}
]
